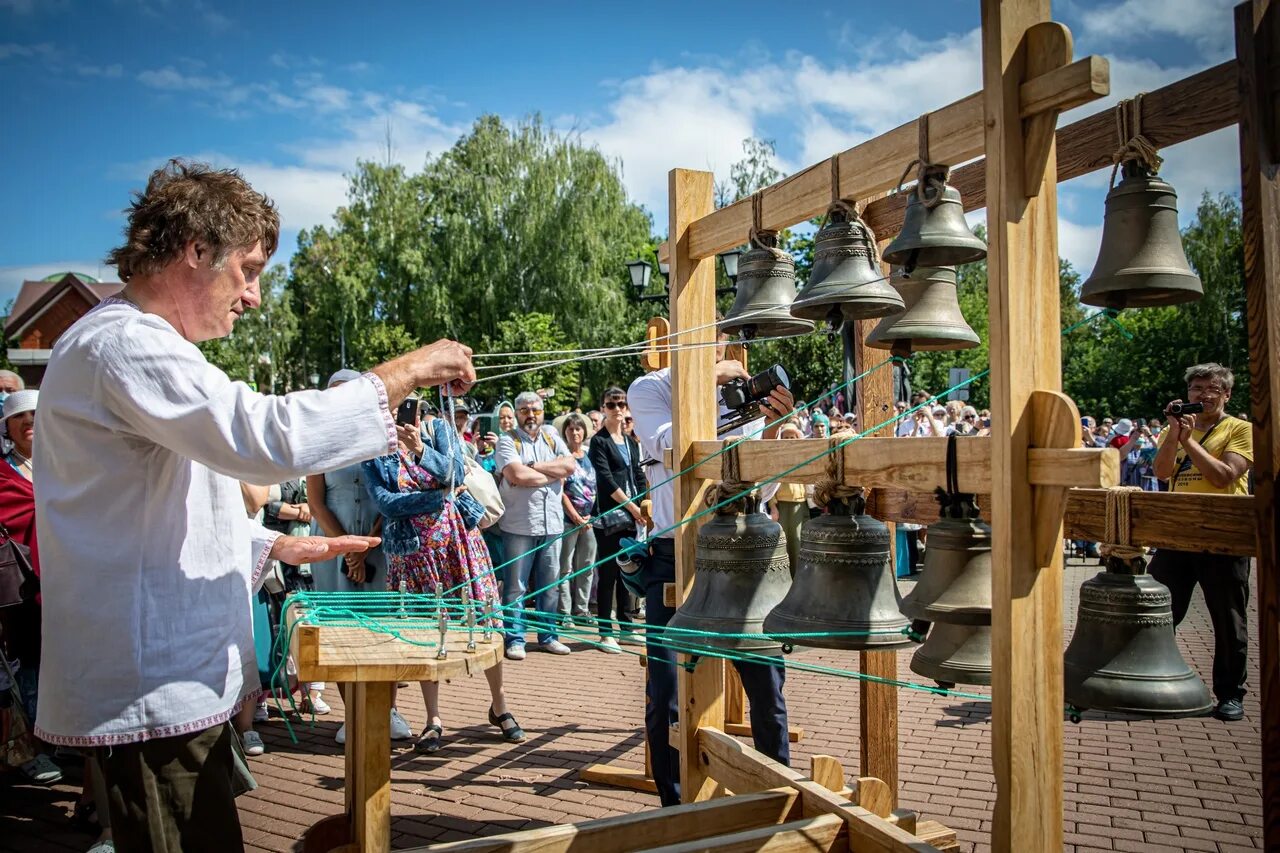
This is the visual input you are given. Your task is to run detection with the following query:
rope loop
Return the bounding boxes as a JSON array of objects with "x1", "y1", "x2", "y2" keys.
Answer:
[
  {"x1": 1109, "y1": 93, "x2": 1163, "y2": 187},
  {"x1": 1099, "y1": 485, "x2": 1146, "y2": 562}
]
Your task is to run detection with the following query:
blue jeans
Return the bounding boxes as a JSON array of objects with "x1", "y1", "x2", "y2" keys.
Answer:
[{"x1": 501, "y1": 532, "x2": 562, "y2": 646}]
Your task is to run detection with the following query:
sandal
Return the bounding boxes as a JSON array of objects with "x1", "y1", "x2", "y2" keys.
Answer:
[
  {"x1": 488, "y1": 706, "x2": 525, "y2": 743},
  {"x1": 414, "y1": 724, "x2": 443, "y2": 754}
]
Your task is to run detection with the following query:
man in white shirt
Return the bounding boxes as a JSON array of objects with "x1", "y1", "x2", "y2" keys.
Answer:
[
  {"x1": 628, "y1": 332, "x2": 793, "y2": 807},
  {"x1": 34, "y1": 160, "x2": 475, "y2": 852}
]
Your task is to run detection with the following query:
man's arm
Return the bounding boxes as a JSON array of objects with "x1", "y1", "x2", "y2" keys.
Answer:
[
  {"x1": 495, "y1": 434, "x2": 574, "y2": 487},
  {"x1": 628, "y1": 373, "x2": 673, "y2": 465},
  {"x1": 1181, "y1": 438, "x2": 1250, "y2": 489},
  {"x1": 369, "y1": 339, "x2": 476, "y2": 409}
]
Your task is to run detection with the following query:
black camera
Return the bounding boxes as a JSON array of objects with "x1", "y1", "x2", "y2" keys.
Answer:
[
  {"x1": 1167, "y1": 401, "x2": 1205, "y2": 416},
  {"x1": 719, "y1": 364, "x2": 790, "y2": 435}
]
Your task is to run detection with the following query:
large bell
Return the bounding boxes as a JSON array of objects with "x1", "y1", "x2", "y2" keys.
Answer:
[
  {"x1": 882, "y1": 168, "x2": 987, "y2": 273},
  {"x1": 667, "y1": 499, "x2": 793, "y2": 655},
  {"x1": 764, "y1": 495, "x2": 911, "y2": 650},
  {"x1": 792, "y1": 204, "x2": 903, "y2": 328},
  {"x1": 900, "y1": 516, "x2": 991, "y2": 625},
  {"x1": 910, "y1": 623, "x2": 991, "y2": 687},
  {"x1": 721, "y1": 232, "x2": 815, "y2": 340},
  {"x1": 1080, "y1": 162, "x2": 1203, "y2": 309},
  {"x1": 866, "y1": 266, "x2": 979, "y2": 352},
  {"x1": 1064, "y1": 557, "x2": 1213, "y2": 718}
]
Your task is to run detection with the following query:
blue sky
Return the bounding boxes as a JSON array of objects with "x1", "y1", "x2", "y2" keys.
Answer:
[{"x1": 0, "y1": 0, "x2": 1240, "y2": 306}]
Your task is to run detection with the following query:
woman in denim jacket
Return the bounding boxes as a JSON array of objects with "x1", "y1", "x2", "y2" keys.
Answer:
[{"x1": 362, "y1": 400, "x2": 524, "y2": 753}]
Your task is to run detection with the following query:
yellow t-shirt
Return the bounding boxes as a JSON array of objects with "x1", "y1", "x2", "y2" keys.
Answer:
[
  {"x1": 775, "y1": 481, "x2": 807, "y2": 503},
  {"x1": 1159, "y1": 415, "x2": 1253, "y2": 495}
]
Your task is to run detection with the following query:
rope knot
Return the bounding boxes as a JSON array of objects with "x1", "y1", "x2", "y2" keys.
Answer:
[{"x1": 1099, "y1": 485, "x2": 1146, "y2": 563}]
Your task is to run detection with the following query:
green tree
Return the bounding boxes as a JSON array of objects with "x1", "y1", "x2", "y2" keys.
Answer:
[{"x1": 480, "y1": 312, "x2": 580, "y2": 405}]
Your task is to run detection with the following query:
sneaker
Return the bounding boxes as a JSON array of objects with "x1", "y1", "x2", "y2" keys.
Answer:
[
  {"x1": 538, "y1": 639, "x2": 572, "y2": 655},
  {"x1": 619, "y1": 631, "x2": 645, "y2": 646},
  {"x1": 20, "y1": 753, "x2": 62, "y2": 785},
  {"x1": 505, "y1": 644, "x2": 527, "y2": 661},
  {"x1": 253, "y1": 701, "x2": 270, "y2": 723},
  {"x1": 390, "y1": 708, "x2": 412, "y2": 740},
  {"x1": 335, "y1": 723, "x2": 346, "y2": 745},
  {"x1": 1214, "y1": 698, "x2": 1245, "y2": 721},
  {"x1": 87, "y1": 841, "x2": 115, "y2": 853},
  {"x1": 241, "y1": 730, "x2": 265, "y2": 757},
  {"x1": 304, "y1": 694, "x2": 331, "y2": 715},
  {"x1": 562, "y1": 617, "x2": 576, "y2": 630},
  {"x1": 598, "y1": 636, "x2": 621, "y2": 654}
]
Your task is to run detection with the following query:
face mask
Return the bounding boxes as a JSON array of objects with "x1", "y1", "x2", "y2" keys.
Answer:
[{"x1": 0, "y1": 393, "x2": 9, "y2": 407}]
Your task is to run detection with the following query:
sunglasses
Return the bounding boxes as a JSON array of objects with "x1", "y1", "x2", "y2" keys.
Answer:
[
  {"x1": 603, "y1": 400, "x2": 628, "y2": 410},
  {"x1": 964, "y1": 414, "x2": 976, "y2": 420},
  {"x1": 624, "y1": 417, "x2": 634, "y2": 423}
]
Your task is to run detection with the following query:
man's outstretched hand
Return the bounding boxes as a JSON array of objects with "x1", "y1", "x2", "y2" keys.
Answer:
[{"x1": 271, "y1": 535, "x2": 381, "y2": 565}]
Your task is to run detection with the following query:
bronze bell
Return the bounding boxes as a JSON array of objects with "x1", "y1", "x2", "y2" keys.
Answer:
[
  {"x1": 792, "y1": 203, "x2": 903, "y2": 328},
  {"x1": 667, "y1": 497, "x2": 792, "y2": 655},
  {"x1": 883, "y1": 168, "x2": 987, "y2": 274},
  {"x1": 721, "y1": 231, "x2": 815, "y2": 340},
  {"x1": 867, "y1": 266, "x2": 979, "y2": 352},
  {"x1": 1064, "y1": 557, "x2": 1213, "y2": 719},
  {"x1": 900, "y1": 515, "x2": 991, "y2": 625},
  {"x1": 763, "y1": 494, "x2": 911, "y2": 650},
  {"x1": 910, "y1": 623, "x2": 991, "y2": 687},
  {"x1": 1080, "y1": 162, "x2": 1203, "y2": 309}
]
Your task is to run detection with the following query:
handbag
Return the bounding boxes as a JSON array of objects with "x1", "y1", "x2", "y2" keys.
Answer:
[
  {"x1": 462, "y1": 456, "x2": 504, "y2": 530},
  {"x1": 0, "y1": 524, "x2": 37, "y2": 609},
  {"x1": 593, "y1": 438, "x2": 638, "y2": 537}
]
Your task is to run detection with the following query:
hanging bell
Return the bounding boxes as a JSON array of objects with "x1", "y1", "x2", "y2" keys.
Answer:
[
  {"x1": 866, "y1": 266, "x2": 979, "y2": 352},
  {"x1": 1064, "y1": 557, "x2": 1213, "y2": 718},
  {"x1": 667, "y1": 497, "x2": 792, "y2": 655},
  {"x1": 763, "y1": 494, "x2": 911, "y2": 650},
  {"x1": 1080, "y1": 162, "x2": 1203, "y2": 309},
  {"x1": 910, "y1": 623, "x2": 991, "y2": 688},
  {"x1": 721, "y1": 231, "x2": 815, "y2": 340},
  {"x1": 899, "y1": 515, "x2": 991, "y2": 625},
  {"x1": 791, "y1": 203, "x2": 903, "y2": 328},
  {"x1": 883, "y1": 167, "x2": 987, "y2": 274}
]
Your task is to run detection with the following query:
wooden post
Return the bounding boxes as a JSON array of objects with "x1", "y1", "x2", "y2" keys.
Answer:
[
  {"x1": 981, "y1": 2, "x2": 1066, "y2": 850},
  {"x1": 349, "y1": 681, "x2": 393, "y2": 853},
  {"x1": 1236, "y1": 0, "x2": 1280, "y2": 846},
  {"x1": 669, "y1": 168, "x2": 725, "y2": 802}
]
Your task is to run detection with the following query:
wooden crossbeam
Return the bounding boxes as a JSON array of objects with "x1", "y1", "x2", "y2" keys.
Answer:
[
  {"x1": 683, "y1": 437, "x2": 1116, "y2": 493},
  {"x1": 635, "y1": 814, "x2": 847, "y2": 853}
]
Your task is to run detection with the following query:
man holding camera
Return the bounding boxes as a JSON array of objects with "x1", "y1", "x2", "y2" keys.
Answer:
[
  {"x1": 628, "y1": 332, "x2": 793, "y2": 807},
  {"x1": 1151, "y1": 362, "x2": 1253, "y2": 721}
]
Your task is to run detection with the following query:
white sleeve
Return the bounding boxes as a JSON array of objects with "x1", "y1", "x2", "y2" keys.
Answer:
[
  {"x1": 248, "y1": 518, "x2": 283, "y2": 593},
  {"x1": 628, "y1": 372, "x2": 673, "y2": 464},
  {"x1": 100, "y1": 315, "x2": 397, "y2": 485}
]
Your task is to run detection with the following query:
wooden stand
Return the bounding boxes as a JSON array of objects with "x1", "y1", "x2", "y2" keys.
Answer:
[{"x1": 286, "y1": 604, "x2": 504, "y2": 853}]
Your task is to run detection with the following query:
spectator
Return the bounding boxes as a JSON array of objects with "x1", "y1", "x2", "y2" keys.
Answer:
[
  {"x1": 944, "y1": 400, "x2": 965, "y2": 433},
  {"x1": 588, "y1": 387, "x2": 646, "y2": 652},
  {"x1": 587, "y1": 409, "x2": 603, "y2": 433},
  {"x1": 263, "y1": 478, "x2": 314, "y2": 592},
  {"x1": 774, "y1": 423, "x2": 807, "y2": 576},
  {"x1": 477, "y1": 401, "x2": 516, "y2": 580},
  {"x1": 951, "y1": 405, "x2": 980, "y2": 436},
  {"x1": 1109, "y1": 418, "x2": 1133, "y2": 450},
  {"x1": 495, "y1": 391, "x2": 577, "y2": 659},
  {"x1": 894, "y1": 401, "x2": 913, "y2": 436},
  {"x1": 1151, "y1": 363, "x2": 1253, "y2": 721},
  {"x1": 557, "y1": 413, "x2": 597, "y2": 629},
  {"x1": 452, "y1": 403, "x2": 477, "y2": 459},
  {"x1": 811, "y1": 412, "x2": 830, "y2": 438},
  {"x1": 362, "y1": 405, "x2": 523, "y2": 752}
]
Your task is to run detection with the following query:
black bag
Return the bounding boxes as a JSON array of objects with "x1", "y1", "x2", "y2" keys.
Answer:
[
  {"x1": 0, "y1": 525, "x2": 38, "y2": 609},
  {"x1": 592, "y1": 438, "x2": 638, "y2": 538}
]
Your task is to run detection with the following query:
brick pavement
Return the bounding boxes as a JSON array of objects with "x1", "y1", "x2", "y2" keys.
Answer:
[{"x1": 2, "y1": 557, "x2": 1263, "y2": 852}]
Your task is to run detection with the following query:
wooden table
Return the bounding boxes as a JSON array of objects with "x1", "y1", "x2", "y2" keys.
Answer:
[{"x1": 285, "y1": 601, "x2": 503, "y2": 853}]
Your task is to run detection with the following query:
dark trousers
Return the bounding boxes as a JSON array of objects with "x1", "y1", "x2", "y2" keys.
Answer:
[
  {"x1": 593, "y1": 528, "x2": 633, "y2": 636},
  {"x1": 96, "y1": 722, "x2": 245, "y2": 853},
  {"x1": 645, "y1": 538, "x2": 789, "y2": 807},
  {"x1": 1149, "y1": 548, "x2": 1250, "y2": 702}
]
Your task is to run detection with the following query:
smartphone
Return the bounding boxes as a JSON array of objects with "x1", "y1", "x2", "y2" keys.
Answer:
[
  {"x1": 396, "y1": 399, "x2": 420, "y2": 426},
  {"x1": 474, "y1": 414, "x2": 497, "y2": 437}
]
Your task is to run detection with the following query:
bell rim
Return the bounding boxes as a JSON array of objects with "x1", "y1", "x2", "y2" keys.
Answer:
[{"x1": 882, "y1": 243, "x2": 988, "y2": 267}]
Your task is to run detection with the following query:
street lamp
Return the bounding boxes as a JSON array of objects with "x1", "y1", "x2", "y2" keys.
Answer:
[
  {"x1": 625, "y1": 259, "x2": 668, "y2": 303},
  {"x1": 626, "y1": 255, "x2": 740, "y2": 301},
  {"x1": 717, "y1": 249, "x2": 742, "y2": 295}
]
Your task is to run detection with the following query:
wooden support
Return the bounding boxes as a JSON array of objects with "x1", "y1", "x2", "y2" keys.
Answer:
[
  {"x1": 637, "y1": 814, "x2": 847, "y2": 853},
  {"x1": 981, "y1": 3, "x2": 1067, "y2": 849},
  {"x1": 724, "y1": 660, "x2": 746, "y2": 726},
  {"x1": 579, "y1": 763, "x2": 658, "y2": 794},
  {"x1": 668, "y1": 167, "x2": 725, "y2": 803},
  {"x1": 349, "y1": 682, "x2": 392, "y2": 853},
  {"x1": 1237, "y1": 1, "x2": 1280, "y2": 847},
  {"x1": 642, "y1": 317, "x2": 671, "y2": 371}
]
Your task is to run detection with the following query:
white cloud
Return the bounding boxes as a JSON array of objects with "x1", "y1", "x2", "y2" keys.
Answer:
[
  {"x1": 1074, "y1": 0, "x2": 1236, "y2": 61},
  {"x1": 1057, "y1": 214, "x2": 1105, "y2": 276},
  {"x1": 78, "y1": 62, "x2": 123, "y2": 78},
  {"x1": 285, "y1": 99, "x2": 462, "y2": 172},
  {"x1": 0, "y1": 42, "x2": 54, "y2": 60},
  {"x1": 137, "y1": 65, "x2": 230, "y2": 91}
]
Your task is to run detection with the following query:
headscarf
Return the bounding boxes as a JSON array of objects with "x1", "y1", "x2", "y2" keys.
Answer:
[{"x1": 327, "y1": 368, "x2": 362, "y2": 388}]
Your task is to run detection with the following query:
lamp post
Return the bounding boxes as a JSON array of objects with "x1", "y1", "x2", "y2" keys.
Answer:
[
  {"x1": 717, "y1": 249, "x2": 742, "y2": 296},
  {"x1": 625, "y1": 253, "x2": 741, "y2": 302}
]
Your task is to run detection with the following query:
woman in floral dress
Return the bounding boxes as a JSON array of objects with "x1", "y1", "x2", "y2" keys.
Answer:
[{"x1": 363, "y1": 399, "x2": 524, "y2": 753}]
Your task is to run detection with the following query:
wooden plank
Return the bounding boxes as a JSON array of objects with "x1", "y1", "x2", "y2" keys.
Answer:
[
  {"x1": 634, "y1": 814, "x2": 847, "y2": 853},
  {"x1": 1063, "y1": 490, "x2": 1257, "y2": 556},
  {"x1": 579, "y1": 764, "x2": 658, "y2": 794},
  {"x1": 858, "y1": 649, "x2": 899, "y2": 809},
  {"x1": 1027, "y1": 446, "x2": 1117, "y2": 487},
  {"x1": 724, "y1": 665, "x2": 746, "y2": 726},
  {"x1": 913, "y1": 821, "x2": 961, "y2": 852},
  {"x1": 350, "y1": 681, "x2": 392, "y2": 853},
  {"x1": 981, "y1": 3, "x2": 1065, "y2": 850},
  {"x1": 864, "y1": 61, "x2": 1237, "y2": 241},
  {"x1": 723, "y1": 721, "x2": 805, "y2": 743},
  {"x1": 1236, "y1": 2, "x2": 1280, "y2": 848},
  {"x1": 1030, "y1": 391, "x2": 1085, "y2": 566},
  {"x1": 643, "y1": 317, "x2": 670, "y2": 372},
  {"x1": 669, "y1": 167, "x2": 726, "y2": 804},
  {"x1": 810, "y1": 755, "x2": 847, "y2": 794},
  {"x1": 854, "y1": 777, "x2": 894, "y2": 820},
  {"x1": 405, "y1": 789, "x2": 801, "y2": 853},
  {"x1": 696, "y1": 728, "x2": 936, "y2": 853}
]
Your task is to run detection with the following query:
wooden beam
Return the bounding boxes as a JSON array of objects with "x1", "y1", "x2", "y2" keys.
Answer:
[
  {"x1": 349, "y1": 681, "x2": 392, "y2": 853},
  {"x1": 579, "y1": 763, "x2": 658, "y2": 794},
  {"x1": 981, "y1": 4, "x2": 1066, "y2": 850},
  {"x1": 864, "y1": 60, "x2": 1238, "y2": 240},
  {"x1": 696, "y1": 728, "x2": 936, "y2": 853},
  {"x1": 1237, "y1": 1, "x2": 1280, "y2": 848},
  {"x1": 635, "y1": 814, "x2": 847, "y2": 853},
  {"x1": 1064, "y1": 489, "x2": 1257, "y2": 556},
  {"x1": 404, "y1": 789, "x2": 801, "y2": 853},
  {"x1": 669, "y1": 167, "x2": 726, "y2": 804}
]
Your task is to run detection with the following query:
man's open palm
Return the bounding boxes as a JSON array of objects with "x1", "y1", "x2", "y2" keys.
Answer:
[{"x1": 271, "y1": 535, "x2": 381, "y2": 565}]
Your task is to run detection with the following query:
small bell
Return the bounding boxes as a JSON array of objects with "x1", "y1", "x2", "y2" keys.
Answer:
[
  {"x1": 883, "y1": 166, "x2": 987, "y2": 274},
  {"x1": 1080, "y1": 162, "x2": 1203, "y2": 309},
  {"x1": 667, "y1": 495, "x2": 793, "y2": 655},
  {"x1": 792, "y1": 202, "x2": 903, "y2": 328},
  {"x1": 764, "y1": 493, "x2": 911, "y2": 650},
  {"x1": 721, "y1": 231, "x2": 815, "y2": 340},
  {"x1": 1064, "y1": 557, "x2": 1213, "y2": 718},
  {"x1": 910, "y1": 622, "x2": 991, "y2": 687},
  {"x1": 899, "y1": 515, "x2": 991, "y2": 625},
  {"x1": 866, "y1": 266, "x2": 979, "y2": 352}
]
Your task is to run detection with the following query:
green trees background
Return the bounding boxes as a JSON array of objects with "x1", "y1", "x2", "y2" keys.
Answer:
[{"x1": 203, "y1": 121, "x2": 1251, "y2": 420}]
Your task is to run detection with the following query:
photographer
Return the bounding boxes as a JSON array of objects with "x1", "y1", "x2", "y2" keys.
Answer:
[
  {"x1": 628, "y1": 330, "x2": 792, "y2": 807},
  {"x1": 1150, "y1": 363, "x2": 1253, "y2": 722}
]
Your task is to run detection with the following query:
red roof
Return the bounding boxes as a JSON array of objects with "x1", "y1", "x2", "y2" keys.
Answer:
[{"x1": 5, "y1": 274, "x2": 121, "y2": 340}]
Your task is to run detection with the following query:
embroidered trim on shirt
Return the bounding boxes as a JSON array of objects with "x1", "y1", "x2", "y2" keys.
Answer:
[
  {"x1": 34, "y1": 686, "x2": 261, "y2": 748},
  {"x1": 252, "y1": 530, "x2": 283, "y2": 587},
  {"x1": 363, "y1": 372, "x2": 398, "y2": 453}
]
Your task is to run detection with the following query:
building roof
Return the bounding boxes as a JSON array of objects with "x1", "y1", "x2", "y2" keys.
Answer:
[{"x1": 5, "y1": 273, "x2": 121, "y2": 339}]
